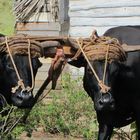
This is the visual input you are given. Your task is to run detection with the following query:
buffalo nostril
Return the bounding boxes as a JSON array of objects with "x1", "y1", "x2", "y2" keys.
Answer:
[
  {"x1": 110, "y1": 101, "x2": 115, "y2": 106},
  {"x1": 16, "y1": 94, "x2": 23, "y2": 100},
  {"x1": 21, "y1": 91, "x2": 33, "y2": 100},
  {"x1": 98, "y1": 100, "x2": 103, "y2": 105},
  {"x1": 110, "y1": 102, "x2": 114, "y2": 106},
  {"x1": 28, "y1": 92, "x2": 32, "y2": 97}
]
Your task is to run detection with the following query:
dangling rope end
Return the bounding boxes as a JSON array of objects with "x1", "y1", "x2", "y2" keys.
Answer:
[{"x1": 99, "y1": 80, "x2": 110, "y2": 93}]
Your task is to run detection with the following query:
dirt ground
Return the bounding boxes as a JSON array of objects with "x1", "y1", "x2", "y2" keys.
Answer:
[
  {"x1": 19, "y1": 126, "x2": 132, "y2": 140},
  {"x1": 20, "y1": 134, "x2": 83, "y2": 140},
  {"x1": 19, "y1": 128, "x2": 84, "y2": 140}
]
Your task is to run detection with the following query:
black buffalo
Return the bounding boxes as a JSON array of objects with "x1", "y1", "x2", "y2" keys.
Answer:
[
  {"x1": 68, "y1": 26, "x2": 140, "y2": 140},
  {"x1": 0, "y1": 34, "x2": 42, "y2": 108}
]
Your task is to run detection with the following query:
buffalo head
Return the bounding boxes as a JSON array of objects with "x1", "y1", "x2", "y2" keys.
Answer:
[
  {"x1": 83, "y1": 60, "x2": 119, "y2": 111},
  {"x1": 0, "y1": 36, "x2": 43, "y2": 108},
  {"x1": 69, "y1": 59, "x2": 119, "y2": 111},
  {"x1": 68, "y1": 37, "x2": 126, "y2": 112}
]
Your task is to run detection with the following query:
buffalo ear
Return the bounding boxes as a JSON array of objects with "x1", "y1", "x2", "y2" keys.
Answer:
[
  {"x1": 0, "y1": 57, "x2": 4, "y2": 72},
  {"x1": 67, "y1": 57, "x2": 85, "y2": 68},
  {"x1": 109, "y1": 61, "x2": 120, "y2": 75}
]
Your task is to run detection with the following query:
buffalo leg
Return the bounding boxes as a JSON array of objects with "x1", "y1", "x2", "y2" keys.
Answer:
[
  {"x1": 98, "y1": 124, "x2": 113, "y2": 140},
  {"x1": 133, "y1": 99, "x2": 140, "y2": 140},
  {"x1": 135, "y1": 113, "x2": 140, "y2": 140}
]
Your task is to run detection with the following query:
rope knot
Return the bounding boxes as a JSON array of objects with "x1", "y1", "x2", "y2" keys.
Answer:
[
  {"x1": 5, "y1": 37, "x2": 35, "y2": 94},
  {"x1": 11, "y1": 79, "x2": 25, "y2": 94},
  {"x1": 98, "y1": 81, "x2": 110, "y2": 93},
  {"x1": 18, "y1": 79, "x2": 25, "y2": 89}
]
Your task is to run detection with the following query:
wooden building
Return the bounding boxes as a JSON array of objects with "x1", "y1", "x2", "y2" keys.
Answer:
[
  {"x1": 69, "y1": 0, "x2": 140, "y2": 37},
  {"x1": 14, "y1": 0, "x2": 69, "y2": 36},
  {"x1": 15, "y1": 0, "x2": 140, "y2": 39}
]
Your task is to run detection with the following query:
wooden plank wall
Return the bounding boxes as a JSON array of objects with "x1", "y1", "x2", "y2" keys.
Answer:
[
  {"x1": 34, "y1": 58, "x2": 84, "y2": 93},
  {"x1": 69, "y1": 0, "x2": 140, "y2": 37},
  {"x1": 16, "y1": 22, "x2": 69, "y2": 36},
  {"x1": 34, "y1": 58, "x2": 63, "y2": 94},
  {"x1": 16, "y1": 0, "x2": 69, "y2": 37}
]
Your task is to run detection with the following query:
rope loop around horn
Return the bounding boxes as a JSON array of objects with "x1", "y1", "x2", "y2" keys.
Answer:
[
  {"x1": 0, "y1": 36, "x2": 43, "y2": 57},
  {"x1": 72, "y1": 30, "x2": 127, "y2": 62},
  {"x1": 73, "y1": 30, "x2": 127, "y2": 94}
]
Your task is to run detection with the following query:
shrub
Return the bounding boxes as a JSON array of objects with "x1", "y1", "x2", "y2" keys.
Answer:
[{"x1": 0, "y1": 73, "x2": 137, "y2": 140}]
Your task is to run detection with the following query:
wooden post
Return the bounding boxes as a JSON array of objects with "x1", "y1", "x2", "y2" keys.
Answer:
[
  {"x1": 59, "y1": 0, "x2": 70, "y2": 36},
  {"x1": 59, "y1": 0, "x2": 69, "y2": 24}
]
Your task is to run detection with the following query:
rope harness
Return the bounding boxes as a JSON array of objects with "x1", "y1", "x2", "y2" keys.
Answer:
[
  {"x1": 38, "y1": 47, "x2": 66, "y2": 102},
  {"x1": 3, "y1": 37, "x2": 43, "y2": 94},
  {"x1": 73, "y1": 32, "x2": 126, "y2": 93}
]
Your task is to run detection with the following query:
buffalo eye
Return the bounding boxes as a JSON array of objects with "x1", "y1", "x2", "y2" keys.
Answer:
[
  {"x1": 87, "y1": 68, "x2": 93, "y2": 75},
  {"x1": 109, "y1": 61, "x2": 119, "y2": 76},
  {"x1": 6, "y1": 64, "x2": 14, "y2": 71},
  {"x1": 32, "y1": 58, "x2": 42, "y2": 69}
]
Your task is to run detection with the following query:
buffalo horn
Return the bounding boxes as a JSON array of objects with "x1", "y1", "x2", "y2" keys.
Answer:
[{"x1": 122, "y1": 44, "x2": 140, "y2": 52}]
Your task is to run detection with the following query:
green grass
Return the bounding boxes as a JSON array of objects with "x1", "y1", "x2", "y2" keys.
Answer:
[
  {"x1": 0, "y1": 74, "x2": 137, "y2": 140},
  {"x1": 0, "y1": 0, "x2": 15, "y2": 35},
  {"x1": 0, "y1": 73, "x2": 98, "y2": 140}
]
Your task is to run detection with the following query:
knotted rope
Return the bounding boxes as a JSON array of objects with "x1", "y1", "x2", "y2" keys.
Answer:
[
  {"x1": 73, "y1": 36, "x2": 126, "y2": 62},
  {"x1": 73, "y1": 31, "x2": 126, "y2": 93},
  {"x1": 4, "y1": 37, "x2": 43, "y2": 93},
  {"x1": 0, "y1": 37, "x2": 43, "y2": 57},
  {"x1": 5, "y1": 37, "x2": 25, "y2": 93},
  {"x1": 27, "y1": 39, "x2": 35, "y2": 92}
]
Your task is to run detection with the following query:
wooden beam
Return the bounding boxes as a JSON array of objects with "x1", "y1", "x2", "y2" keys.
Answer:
[
  {"x1": 122, "y1": 44, "x2": 140, "y2": 52},
  {"x1": 63, "y1": 45, "x2": 75, "y2": 57}
]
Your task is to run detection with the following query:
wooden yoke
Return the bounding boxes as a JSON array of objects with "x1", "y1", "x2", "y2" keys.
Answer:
[
  {"x1": 9, "y1": 35, "x2": 140, "y2": 59},
  {"x1": 37, "y1": 37, "x2": 77, "y2": 58},
  {"x1": 122, "y1": 44, "x2": 140, "y2": 52},
  {"x1": 17, "y1": 35, "x2": 78, "y2": 58}
]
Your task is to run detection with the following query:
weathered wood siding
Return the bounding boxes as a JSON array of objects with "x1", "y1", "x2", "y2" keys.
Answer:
[
  {"x1": 16, "y1": 22, "x2": 69, "y2": 36},
  {"x1": 69, "y1": 0, "x2": 140, "y2": 37},
  {"x1": 15, "y1": 0, "x2": 69, "y2": 36},
  {"x1": 34, "y1": 58, "x2": 84, "y2": 92},
  {"x1": 34, "y1": 58, "x2": 62, "y2": 93}
]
